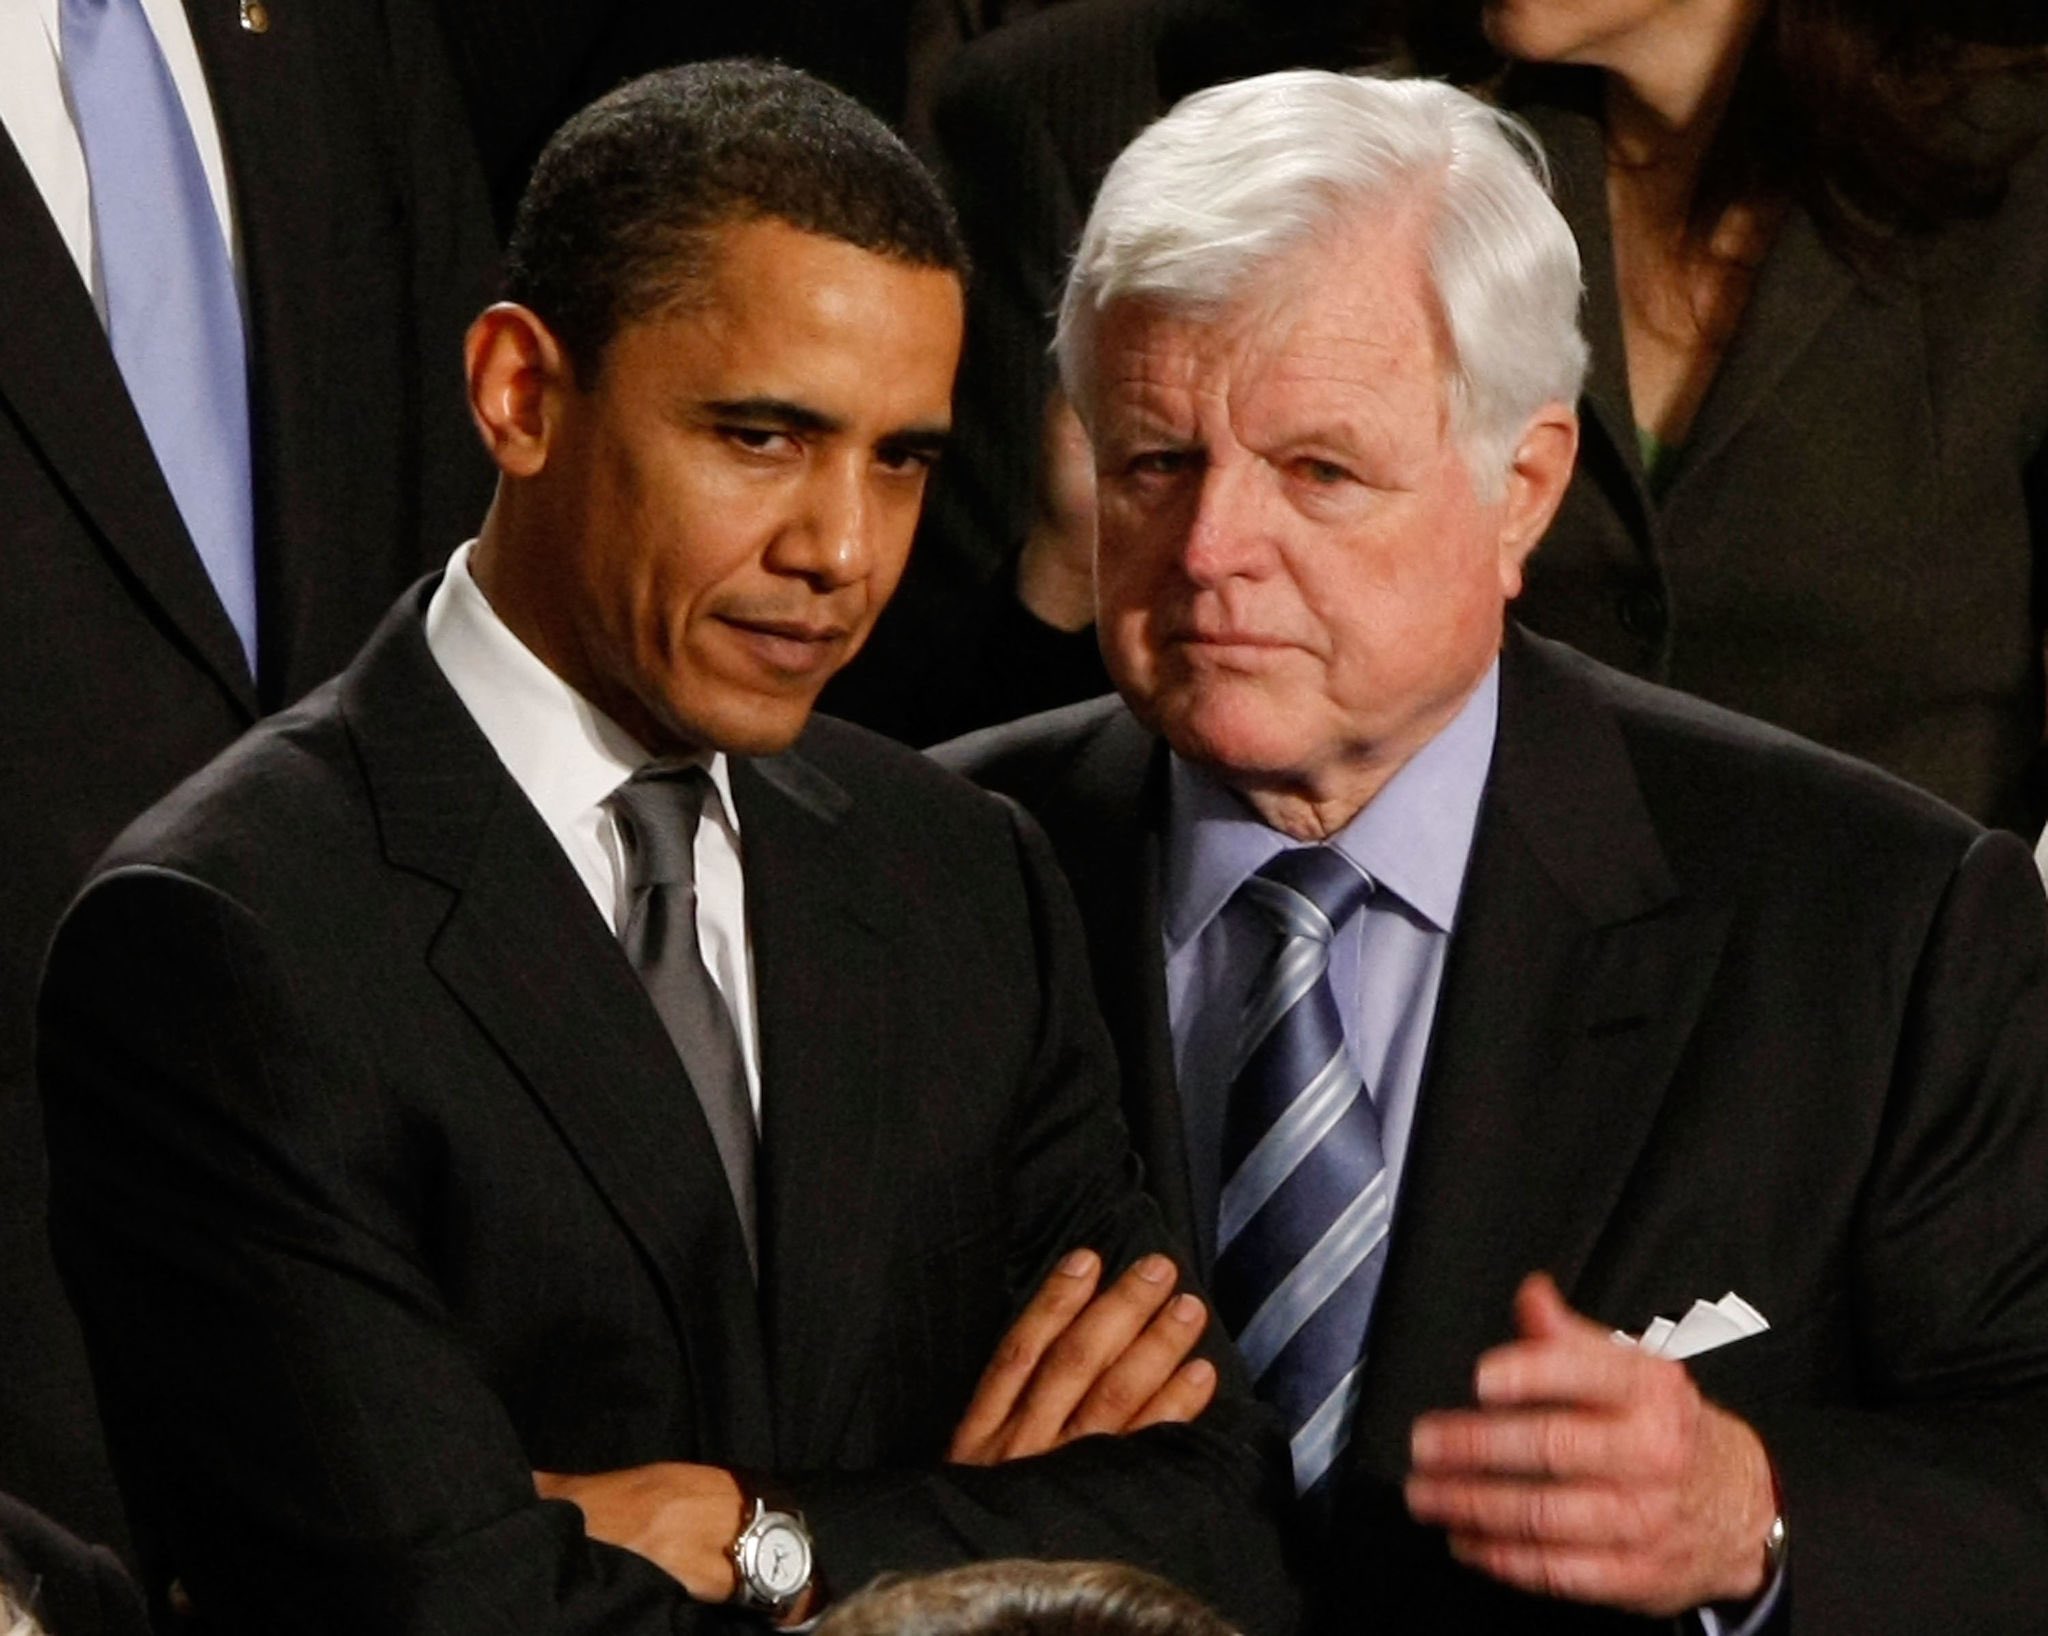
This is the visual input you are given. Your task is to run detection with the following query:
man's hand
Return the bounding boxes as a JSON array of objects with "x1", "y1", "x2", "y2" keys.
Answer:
[
  {"x1": 1405, "y1": 1273, "x2": 1777, "y2": 1616},
  {"x1": 535, "y1": 1462, "x2": 746, "y2": 1604},
  {"x1": 947, "y1": 1248, "x2": 1216, "y2": 1465}
]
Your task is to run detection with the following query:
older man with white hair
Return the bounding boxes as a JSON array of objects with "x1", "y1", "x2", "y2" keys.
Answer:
[{"x1": 942, "y1": 69, "x2": 2048, "y2": 1635}]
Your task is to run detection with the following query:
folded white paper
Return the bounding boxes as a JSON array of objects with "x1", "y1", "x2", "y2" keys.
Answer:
[{"x1": 1611, "y1": 1292, "x2": 1768, "y2": 1360}]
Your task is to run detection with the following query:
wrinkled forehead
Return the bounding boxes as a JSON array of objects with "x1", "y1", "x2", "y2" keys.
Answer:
[
  {"x1": 1077, "y1": 213, "x2": 1452, "y2": 424},
  {"x1": 1086, "y1": 242, "x2": 1454, "y2": 444}
]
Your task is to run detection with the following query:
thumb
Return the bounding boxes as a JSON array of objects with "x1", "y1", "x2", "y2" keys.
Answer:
[{"x1": 1511, "y1": 1271, "x2": 1579, "y2": 1340}]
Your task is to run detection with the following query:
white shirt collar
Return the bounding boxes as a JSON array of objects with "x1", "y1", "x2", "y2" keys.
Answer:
[{"x1": 422, "y1": 541, "x2": 739, "y2": 839}]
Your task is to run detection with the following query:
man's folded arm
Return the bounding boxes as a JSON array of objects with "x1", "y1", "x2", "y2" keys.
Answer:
[
  {"x1": 784, "y1": 804, "x2": 1299, "y2": 1636},
  {"x1": 38, "y1": 867, "x2": 713, "y2": 1636}
]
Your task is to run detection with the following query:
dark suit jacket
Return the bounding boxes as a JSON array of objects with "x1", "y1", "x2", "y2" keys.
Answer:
[
  {"x1": 0, "y1": 1491, "x2": 149, "y2": 1636},
  {"x1": 939, "y1": 628, "x2": 2048, "y2": 1633},
  {"x1": 34, "y1": 589, "x2": 1296, "y2": 1636},
  {"x1": 1510, "y1": 70, "x2": 2048, "y2": 834},
  {"x1": 0, "y1": 0, "x2": 497, "y2": 1552}
]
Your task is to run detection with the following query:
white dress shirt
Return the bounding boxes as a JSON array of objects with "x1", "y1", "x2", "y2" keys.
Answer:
[
  {"x1": 0, "y1": 0, "x2": 240, "y2": 311},
  {"x1": 424, "y1": 543, "x2": 764, "y2": 1121}
]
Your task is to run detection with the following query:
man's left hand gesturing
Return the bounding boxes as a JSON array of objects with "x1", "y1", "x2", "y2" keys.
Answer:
[{"x1": 1405, "y1": 1273, "x2": 1777, "y2": 1616}]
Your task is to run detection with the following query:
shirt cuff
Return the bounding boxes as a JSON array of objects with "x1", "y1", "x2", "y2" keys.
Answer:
[{"x1": 1695, "y1": 1553, "x2": 1787, "y2": 1636}]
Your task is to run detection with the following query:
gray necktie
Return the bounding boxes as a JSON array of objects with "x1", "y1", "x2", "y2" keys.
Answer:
[{"x1": 609, "y1": 768, "x2": 758, "y2": 1273}]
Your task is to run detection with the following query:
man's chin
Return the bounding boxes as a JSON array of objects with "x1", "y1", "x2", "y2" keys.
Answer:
[
  {"x1": 632, "y1": 680, "x2": 826, "y2": 761},
  {"x1": 1146, "y1": 686, "x2": 1317, "y2": 787}
]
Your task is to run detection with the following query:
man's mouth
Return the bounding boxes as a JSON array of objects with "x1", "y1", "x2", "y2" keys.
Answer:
[{"x1": 719, "y1": 614, "x2": 853, "y2": 675}]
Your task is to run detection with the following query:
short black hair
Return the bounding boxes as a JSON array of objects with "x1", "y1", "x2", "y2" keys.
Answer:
[{"x1": 504, "y1": 59, "x2": 969, "y2": 381}]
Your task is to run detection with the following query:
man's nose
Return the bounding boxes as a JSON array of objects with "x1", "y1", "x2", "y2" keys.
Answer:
[
  {"x1": 1177, "y1": 456, "x2": 1271, "y2": 586},
  {"x1": 773, "y1": 463, "x2": 873, "y2": 588}
]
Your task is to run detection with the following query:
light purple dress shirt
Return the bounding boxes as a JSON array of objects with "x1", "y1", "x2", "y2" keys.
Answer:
[
  {"x1": 1156, "y1": 653, "x2": 1779, "y2": 1634},
  {"x1": 1162, "y1": 660, "x2": 1498, "y2": 1263}
]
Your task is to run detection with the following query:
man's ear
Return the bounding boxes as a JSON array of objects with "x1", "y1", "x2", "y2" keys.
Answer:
[
  {"x1": 1494, "y1": 402, "x2": 1579, "y2": 599},
  {"x1": 464, "y1": 303, "x2": 574, "y2": 478}
]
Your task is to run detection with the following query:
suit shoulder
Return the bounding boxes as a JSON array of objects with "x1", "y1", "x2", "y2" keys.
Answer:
[
  {"x1": 93, "y1": 679, "x2": 369, "y2": 890},
  {"x1": 930, "y1": 694, "x2": 1134, "y2": 804},
  {"x1": 1533, "y1": 635, "x2": 1985, "y2": 867},
  {"x1": 789, "y1": 711, "x2": 1029, "y2": 837}
]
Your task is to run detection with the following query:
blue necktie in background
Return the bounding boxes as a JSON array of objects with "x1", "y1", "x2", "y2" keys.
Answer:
[
  {"x1": 63, "y1": 0, "x2": 258, "y2": 677},
  {"x1": 1215, "y1": 846, "x2": 1386, "y2": 1496}
]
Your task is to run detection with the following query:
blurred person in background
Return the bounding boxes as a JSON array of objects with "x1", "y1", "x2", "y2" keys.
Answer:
[{"x1": 1490, "y1": 0, "x2": 2048, "y2": 832}]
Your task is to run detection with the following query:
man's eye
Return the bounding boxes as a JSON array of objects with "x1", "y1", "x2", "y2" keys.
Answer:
[
  {"x1": 1294, "y1": 457, "x2": 1353, "y2": 486},
  {"x1": 1126, "y1": 448, "x2": 1196, "y2": 480},
  {"x1": 876, "y1": 445, "x2": 940, "y2": 477},
  {"x1": 722, "y1": 426, "x2": 797, "y2": 456}
]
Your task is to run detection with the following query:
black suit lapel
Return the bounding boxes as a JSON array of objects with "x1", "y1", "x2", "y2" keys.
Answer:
[
  {"x1": 0, "y1": 130, "x2": 257, "y2": 717},
  {"x1": 737, "y1": 749, "x2": 899, "y2": 1471},
  {"x1": 1029, "y1": 709, "x2": 1203, "y2": 1269},
  {"x1": 1510, "y1": 69, "x2": 1856, "y2": 511},
  {"x1": 1349, "y1": 633, "x2": 1733, "y2": 1480},
  {"x1": 1673, "y1": 206, "x2": 1855, "y2": 489},
  {"x1": 339, "y1": 596, "x2": 775, "y2": 1469}
]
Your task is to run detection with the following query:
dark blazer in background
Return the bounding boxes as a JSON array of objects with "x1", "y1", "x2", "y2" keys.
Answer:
[
  {"x1": 0, "y1": 0, "x2": 498, "y2": 1555},
  {"x1": 35, "y1": 589, "x2": 1297, "y2": 1636},
  {"x1": 1512, "y1": 70, "x2": 2048, "y2": 834},
  {"x1": 940, "y1": 628, "x2": 2048, "y2": 1633}
]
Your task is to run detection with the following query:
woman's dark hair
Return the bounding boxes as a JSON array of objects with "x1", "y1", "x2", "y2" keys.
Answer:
[
  {"x1": 1687, "y1": 0, "x2": 2045, "y2": 261},
  {"x1": 503, "y1": 59, "x2": 968, "y2": 383},
  {"x1": 814, "y1": 1561, "x2": 1238, "y2": 1636}
]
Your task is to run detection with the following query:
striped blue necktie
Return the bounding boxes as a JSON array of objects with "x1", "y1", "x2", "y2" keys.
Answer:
[
  {"x1": 1215, "y1": 845, "x2": 1386, "y2": 1496},
  {"x1": 63, "y1": 0, "x2": 258, "y2": 676}
]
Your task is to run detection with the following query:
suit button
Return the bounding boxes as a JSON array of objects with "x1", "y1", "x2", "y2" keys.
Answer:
[{"x1": 1618, "y1": 587, "x2": 1666, "y2": 638}]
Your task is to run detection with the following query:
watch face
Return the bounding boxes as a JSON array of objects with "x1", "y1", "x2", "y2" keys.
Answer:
[{"x1": 756, "y1": 1519, "x2": 810, "y2": 1597}]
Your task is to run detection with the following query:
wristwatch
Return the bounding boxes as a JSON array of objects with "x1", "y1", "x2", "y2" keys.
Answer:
[{"x1": 728, "y1": 1495, "x2": 814, "y2": 1620}]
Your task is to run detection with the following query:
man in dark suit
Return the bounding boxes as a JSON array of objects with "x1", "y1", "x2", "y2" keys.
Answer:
[
  {"x1": 940, "y1": 70, "x2": 2048, "y2": 1633},
  {"x1": 35, "y1": 62, "x2": 1292, "y2": 1636},
  {"x1": 0, "y1": 0, "x2": 499, "y2": 1554}
]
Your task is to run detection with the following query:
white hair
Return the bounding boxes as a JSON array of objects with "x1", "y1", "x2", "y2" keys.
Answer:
[
  {"x1": 1054, "y1": 70, "x2": 1589, "y2": 497},
  {"x1": 1, "y1": 1589, "x2": 44, "y2": 1636}
]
